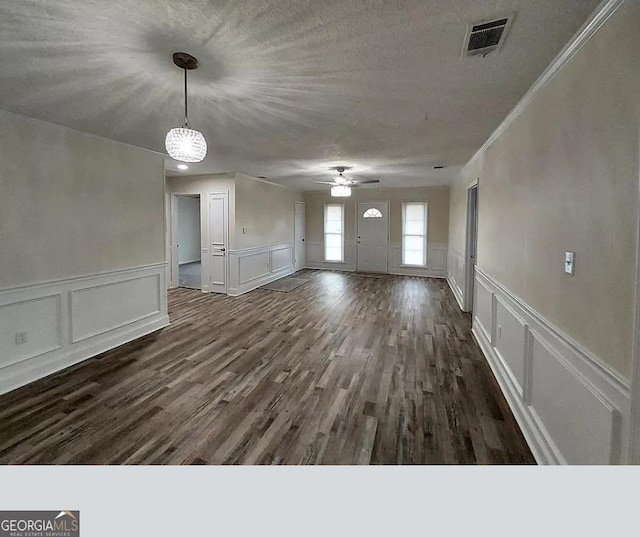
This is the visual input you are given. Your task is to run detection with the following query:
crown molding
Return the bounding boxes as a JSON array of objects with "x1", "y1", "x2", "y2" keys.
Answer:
[{"x1": 467, "y1": 0, "x2": 627, "y2": 163}]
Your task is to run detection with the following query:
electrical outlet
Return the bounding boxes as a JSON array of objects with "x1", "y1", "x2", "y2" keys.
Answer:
[{"x1": 15, "y1": 332, "x2": 27, "y2": 345}]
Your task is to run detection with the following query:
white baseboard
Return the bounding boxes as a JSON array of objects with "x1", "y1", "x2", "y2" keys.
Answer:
[
  {"x1": 305, "y1": 262, "x2": 356, "y2": 272},
  {"x1": 471, "y1": 267, "x2": 631, "y2": 464},
  {"x1": 389, "y1": 270, "x2": 445, "y2": 279},
  {"x1": 228, "y1": 243, "x2": 296, "y2": 296},
  {"x1": 0, "y1": 263, "x2": 169, "y2": 395}
]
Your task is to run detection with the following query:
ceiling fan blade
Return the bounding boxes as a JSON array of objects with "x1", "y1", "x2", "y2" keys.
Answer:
[
  {"x1": 357, "y1": 179, "x2": 380, "y2": 184},
  {"x1": 313, "y1": 181, "x2": 336, "y2": 185}
]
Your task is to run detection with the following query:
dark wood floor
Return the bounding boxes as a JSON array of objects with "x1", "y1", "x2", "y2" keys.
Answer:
[{"x1": 0, "y1": 270, "x2": 534, "y2": 464}]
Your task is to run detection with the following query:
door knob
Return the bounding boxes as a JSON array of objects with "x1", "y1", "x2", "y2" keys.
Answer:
[{"x1": 220, "y1": 248, "x2": 226, "y2": 252}]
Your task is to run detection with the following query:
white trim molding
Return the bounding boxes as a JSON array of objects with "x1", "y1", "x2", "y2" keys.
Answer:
[
  {"x1": 468, "y1": 0, "x2": 627, "y2": 164},
  {"x1": 0, "y1": 263, "x2": 169, "y2": 395},
  {"x1": 227, "y1": 242, "x2": 296, "y2": 296},
  {"x1": 471, "y1": 267, "x2": 631, "y2": 464}
]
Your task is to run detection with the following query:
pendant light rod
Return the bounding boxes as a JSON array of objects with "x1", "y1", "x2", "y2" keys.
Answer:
[
  {"x1": 184, "y1": 67, "x2": 188, "y2": 127},
  {"x1": 172, "y1": 52, "x2": 199, "y2": 127}
]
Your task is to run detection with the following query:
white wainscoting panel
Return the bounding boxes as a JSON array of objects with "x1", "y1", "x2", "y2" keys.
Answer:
[
  {"x1": 528, "y1": 332, "x2": 616, "y2": 464},
  {"x1": 271, "y1": 246, "x2": 293, "y2": 272},
  {"x1": 471, "y1": 267, "x2": 630, "y2": 464},
  {"x1": 0, "y1": 295, "x2": 62, "y2": 368},
  {"x1": 0, "y1": 263, "x2": 169, "y2": 395},
  {"x1": 306, "y1": 241, "x2": 356, "y2": 272},
  {"x1": 494, "y1": 297, "x2": 527, "y2": 396},
  {"x1": 239, "y1": 252, "x2": 270, "y2": 285},
  {"x1": 228, "y1": 243, "x2": 296, "y2": 296},
  {"x1": 446, "y1": 248, "x2": 466, "y2": 310},
  {"x1": 71, "y1": 273, "x2": 161, "y2": 342},
  {"x1": 473, "y1": 277, "x2": 493, "y2": 344},
  {"x1": 388, "y1": 243, "x2": 447, "y2": 278}
]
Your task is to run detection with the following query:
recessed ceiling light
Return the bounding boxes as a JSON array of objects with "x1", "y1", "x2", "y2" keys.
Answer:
[{"x1": 177, "y1": 164, "x2": 189, "y2": 170}]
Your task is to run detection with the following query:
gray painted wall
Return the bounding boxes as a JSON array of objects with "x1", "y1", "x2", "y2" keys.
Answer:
[{"x1": 0, "y1": 112, "x2": 166, "y2": 289}]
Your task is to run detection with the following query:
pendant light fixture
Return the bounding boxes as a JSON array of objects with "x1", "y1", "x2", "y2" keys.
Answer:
[{"x1": 165, "y1": 52, "x2": 207, "y2": 163}]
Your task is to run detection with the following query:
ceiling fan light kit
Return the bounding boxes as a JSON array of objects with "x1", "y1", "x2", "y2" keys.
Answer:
[
  {"x1": 165, "y1": 52, "x2": 207, "y2": 163},
  {"x1": 331, "y1": 185, "x2": 352, "y2": 197}
]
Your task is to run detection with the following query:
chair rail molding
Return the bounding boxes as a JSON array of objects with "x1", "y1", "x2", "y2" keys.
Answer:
[
  {"x1": 0, "y1": 263, "x2": 169, "y2": 395},
  {"x1": 470, "y1": 267, "x2": 631, "y2": 464}
]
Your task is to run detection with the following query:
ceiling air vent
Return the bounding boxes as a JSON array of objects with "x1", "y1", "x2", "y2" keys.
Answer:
[{"x1": 463, "y1": 15, "x2": 513, "y2": 58}]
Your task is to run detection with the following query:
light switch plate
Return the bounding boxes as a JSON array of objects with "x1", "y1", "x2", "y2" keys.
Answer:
[{"x1": 565, "y1": 251, "x2": 575, "y2": 275}]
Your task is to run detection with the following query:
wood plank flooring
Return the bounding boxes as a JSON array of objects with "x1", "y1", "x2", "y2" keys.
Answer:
[{"x1": 0, "y1": 270, "x2": 535, "y2": 464}]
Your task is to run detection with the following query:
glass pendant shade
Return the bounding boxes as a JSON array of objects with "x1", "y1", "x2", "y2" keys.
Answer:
[
  {"x1": 165, "y1": 53, "x2": 207, "y2": 163},
  {"x1": 331, "y1": 185, "x2": 351, "y2": 197},
  {"x1": 165, "y1": 127, "x2": 207, "y2": 163}
]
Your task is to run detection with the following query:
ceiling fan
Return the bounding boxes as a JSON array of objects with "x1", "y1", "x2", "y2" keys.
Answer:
[{"x1": 314, "y1": 166, "x2": 379, "y2": 187}]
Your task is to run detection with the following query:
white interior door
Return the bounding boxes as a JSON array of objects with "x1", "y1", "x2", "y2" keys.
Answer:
[
  {"x1": 357, "y1": 202, "x2": 389, "y2": 273},
  {"x1": 294, "y1": 202, "x2": 306, "y2": 271},
  {"x1": 209, "y1": 193, "x2": 228, "y2": 294}
]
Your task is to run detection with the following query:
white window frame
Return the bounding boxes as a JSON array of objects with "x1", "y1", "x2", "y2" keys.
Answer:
[
  {"x1": 402, "y1": 201, "x2": 428, "y2": 267},
  {"x1": 324, "y1": 203, "x2": 345, "y2": 263}
]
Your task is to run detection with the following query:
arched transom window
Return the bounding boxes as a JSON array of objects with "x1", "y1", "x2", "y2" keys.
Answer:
[{"x1": 363, "y1": 208, "x2": 383, "y2": 218}]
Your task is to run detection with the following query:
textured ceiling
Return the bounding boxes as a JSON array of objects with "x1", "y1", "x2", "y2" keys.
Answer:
[{"x1": 0, "y1": 0, "x2": 600, "y2": 189}]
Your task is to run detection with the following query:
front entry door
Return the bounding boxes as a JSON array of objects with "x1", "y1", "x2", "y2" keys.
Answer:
[
  {"x1": 357, "y1": 202, "x2": 389, "y2": 273},
  {"x1": 209, "y1": 193, "x2": 228, "y2": 294}
]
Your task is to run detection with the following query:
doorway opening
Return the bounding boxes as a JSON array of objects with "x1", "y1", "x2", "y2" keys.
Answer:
[
  {"x1": 464, "y1": 182, "x2": 479, "y2": 312},
  {"x1": 176, "y1": 195, "x2": 202, "y2": 290}
]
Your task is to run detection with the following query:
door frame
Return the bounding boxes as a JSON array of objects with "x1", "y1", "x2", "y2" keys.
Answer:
[
  {"x1": 464, "y1": 180, "x2": 479, "y2": 312},
  {"x1": 169, "y1": 193, "x2": 203, "y2": 291},
  {"x1": 208, "y1": 191, "x2": 230, "y2": 294},
  {"x1": 356, "y1": 201, "x2": 390, "y2": 273},
  {"x1": 294, "y1": 201, "x2": 306, "y2": 271}
]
